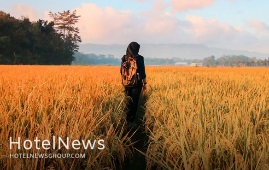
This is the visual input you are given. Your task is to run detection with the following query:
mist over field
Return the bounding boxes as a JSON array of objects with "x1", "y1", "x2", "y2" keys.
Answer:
[{"x1": 79, "y1": 43, "x2": 269, "y2": 59}]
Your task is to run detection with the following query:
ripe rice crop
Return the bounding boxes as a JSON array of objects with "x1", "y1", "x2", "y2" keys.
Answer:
[
  {"x1": 0, "y1": 66, "x2": 268, "y2": 169},
  {"x1": 144, "y1": 67, "x2": 269, "y2": 169},
  {"x1": 0, "y1": 66, "x2": 132, "y2": 169}
]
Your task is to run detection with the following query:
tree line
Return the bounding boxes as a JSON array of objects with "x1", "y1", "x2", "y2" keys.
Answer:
[
  {"x1": 0, "y1": 10, "x2": 80, "y2": 65},
  {"x1": 201, "y1": 55, "x2": 269, "y2": 67},
  {"x1": 72, "y1": 52, "x2": 185, "y2": 66},
  {"x1": 73, "y1": 53, "x2": 119, "y2": 65},
  {"x1": 73, "y1": 52, "x2": 269, "y2": 67}
]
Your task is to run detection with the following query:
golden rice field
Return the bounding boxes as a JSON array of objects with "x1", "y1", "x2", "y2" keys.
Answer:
[
  {"x1": 0, "y1": 66, "x2": 130, "y2": 170},
  {"x1": 0, "y1": 66, "x2": 269, "y2": 170}
]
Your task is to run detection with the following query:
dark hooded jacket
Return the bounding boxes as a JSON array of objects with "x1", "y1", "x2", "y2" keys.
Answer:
[{"x1": 120, "y1": 42, "x2": 146, "y2": 87}]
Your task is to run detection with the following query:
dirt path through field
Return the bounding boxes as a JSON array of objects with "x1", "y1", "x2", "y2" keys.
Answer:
[{"x1": 122, "y1": 93, "x2": 149, "y2": 170}]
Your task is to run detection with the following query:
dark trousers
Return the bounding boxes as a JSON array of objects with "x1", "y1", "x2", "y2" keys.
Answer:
[{"x1": 124, "y1": 86, "x2": 142, "y2": 122}]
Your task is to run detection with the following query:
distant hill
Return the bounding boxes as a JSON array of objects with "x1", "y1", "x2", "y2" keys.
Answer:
[{"x1": 79, "y1": 43, "x2": 269, "y2": 59}]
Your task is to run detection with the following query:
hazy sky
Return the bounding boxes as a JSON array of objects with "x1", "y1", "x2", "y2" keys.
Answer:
[{"x1": 1, "y1": 0, "x2": 269, "y2": 54}]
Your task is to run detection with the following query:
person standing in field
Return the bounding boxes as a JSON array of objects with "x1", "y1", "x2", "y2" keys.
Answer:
[{"x1": 120, "y1": 42, "x2": 147, "y2": 123}]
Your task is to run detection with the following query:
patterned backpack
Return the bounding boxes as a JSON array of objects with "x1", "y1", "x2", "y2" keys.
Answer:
[{"x1": 121, "y1": 55, "x2": 139, "y2": 87}]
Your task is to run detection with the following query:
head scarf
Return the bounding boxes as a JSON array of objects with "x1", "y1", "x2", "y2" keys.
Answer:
[{"x1": 126, "y1": 42, "x2": 140, "y2": 57}]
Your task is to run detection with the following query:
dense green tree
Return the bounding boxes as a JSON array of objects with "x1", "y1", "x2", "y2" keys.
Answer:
[{"x1": 0, "y1": 10, "x2": 81, "y2": 65}]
